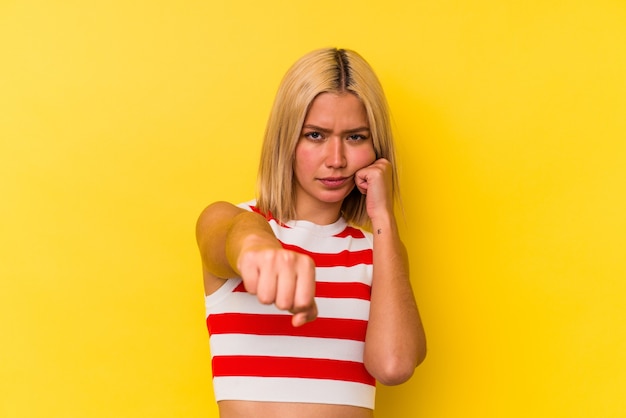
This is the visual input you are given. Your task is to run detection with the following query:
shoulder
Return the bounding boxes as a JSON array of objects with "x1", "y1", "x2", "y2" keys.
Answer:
[
  {"x1": 197, "y1": 201, "x2": 241, "y2": 226},
  {"x1": 196, "y1": 201, "x2": 252, "y2": 242},
  {"x1": 197, "y1": 200, "x2": 256, "y2": 224}
]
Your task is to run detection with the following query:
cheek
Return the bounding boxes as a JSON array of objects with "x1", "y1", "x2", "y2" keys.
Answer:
[
  {"x1": 294, "y1": 144, "x2": 315, "y2": 177},
  {"x1": 353, "y1": 145, "x2": 377, "y2": 167}
]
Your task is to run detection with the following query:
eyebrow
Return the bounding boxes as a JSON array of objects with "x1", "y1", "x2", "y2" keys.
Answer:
[{"x1": 302, "y1": 124, "x2": 370, "y2": 134}]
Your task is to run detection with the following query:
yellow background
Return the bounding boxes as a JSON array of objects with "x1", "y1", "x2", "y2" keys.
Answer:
[{"x1": 1, "y1": 0, "x2": 625, "y2": 417}]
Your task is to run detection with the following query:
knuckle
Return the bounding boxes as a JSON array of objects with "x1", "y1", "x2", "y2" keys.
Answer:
[
  {"x1": 300, "y1": 254, "x2": 315, "y2": 269},
  {"x1": 275, "y1": 297, "x2": 292, "y2": 311},
  {"x1": 257, "y1": 291, "x2": 274, "y2": 305},
  {"x1": 262, "y1": 250, "x2": 276, "y2": 263},
  {"x1": 281, "y1": 250, "x2": 294, "y2": 263}
]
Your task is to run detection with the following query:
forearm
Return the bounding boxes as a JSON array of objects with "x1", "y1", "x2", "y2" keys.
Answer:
[
  {"x1": 364, "y1": 213, "x2": 426, "y2": 385},
  {"x1": 196, "y1": 201, "x2": 280, "y2": 278}
]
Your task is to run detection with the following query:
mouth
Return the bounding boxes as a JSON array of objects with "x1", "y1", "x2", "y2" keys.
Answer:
[{"x1": 318, "y1": 176, "x2": 353, "y2": 188}]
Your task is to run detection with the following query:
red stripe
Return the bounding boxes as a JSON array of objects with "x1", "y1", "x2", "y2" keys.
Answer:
[
  {"x1": 207, "y1": 313, "x2": 367, "y2": 341},
  {"x1": 333, "y1": 226, "x2": 366, "y2": 238},
  {"x1": 315, "y1": 282, "x2": 371, "y2": 301},
  {"x1": 212, "y1": 355, "x2": 375, "y2": 386},
  {"x1": 280, "y1": 243, "x2": 372, "y2": 267},
  {"x1": 249, "y1": 205, "x2": 269, "y2": 219},
  {"x1": 249, "y1": 205, "x2": 289, "y2": 227},
  {"x1": 234, "y1": 281, "x2": 370, "y2": 300}
]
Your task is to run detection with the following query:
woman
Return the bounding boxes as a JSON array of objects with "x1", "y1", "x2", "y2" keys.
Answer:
[{"x1": 196, "y1": 48, "x2": 426, "y2": 417}]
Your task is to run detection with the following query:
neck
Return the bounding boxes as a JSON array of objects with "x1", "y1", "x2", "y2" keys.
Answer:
[{"x1": 294, "y1": 202, "x2": 343, "y2": 225}]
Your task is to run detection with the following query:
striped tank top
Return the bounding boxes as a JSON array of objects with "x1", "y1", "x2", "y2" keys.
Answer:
[{"x1": 204, "y1": 200, "x2": 376, "y2": 409}]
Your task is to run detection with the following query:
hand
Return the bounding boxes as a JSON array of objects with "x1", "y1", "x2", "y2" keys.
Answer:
[
  {"x1": 354, "y1": 158, "x2": 394, "y2": 221},
  {"x1": 237, "y1": 247, "x2": 318, "y2": 327}
]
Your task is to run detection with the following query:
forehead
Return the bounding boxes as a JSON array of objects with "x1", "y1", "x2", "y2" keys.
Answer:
[{"x1": 304, "y1": 92, "x2": 369, "y2": 126}]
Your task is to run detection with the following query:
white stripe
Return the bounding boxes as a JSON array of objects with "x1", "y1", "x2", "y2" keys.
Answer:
[
  {"x1": 315, "y1": 264, "x2": 373, "y2": 284},
  {"x1": 209, "y1": 334, "x2": 365, "y2": 362},
  {"x1": 276, "y1": 229, "x2": 373, "y2": 254},
  {"x1": 205, "y1": 278, "x2": 242, "y2": 310},
  {"x1": 213, "y1": 376, "x2": 375, "y2": 409},
  {"x1": 316, "y1": 297, "x2": 370, "y2": 320},
  {"x1": 207, "y1": 291, "x2": 293, "y2": 316},
  {"x1": 207, "y1": 291, "x2": 370, "y2": 321},
  {"x1": 237, "y1": 200, "x2": 374, "y2": 253}
]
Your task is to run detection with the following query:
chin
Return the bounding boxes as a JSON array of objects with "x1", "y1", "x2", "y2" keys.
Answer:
[{"x1": 317, "y1": 190, "x2": 352, "y2": 204}]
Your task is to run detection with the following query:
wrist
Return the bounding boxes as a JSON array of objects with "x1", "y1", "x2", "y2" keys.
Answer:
[
  {"x1": 370, "y1": 212, "x2": 398, "y2": 237},
  {"x1": 226, "y1": 212, "x2": 280, "y2": 269}
]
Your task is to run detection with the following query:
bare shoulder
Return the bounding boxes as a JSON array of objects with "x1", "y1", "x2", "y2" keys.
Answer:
[
  {"x1": 196, "y1": 201, "x2": 245, "y2": 233},
  {"x1": 195, "y1": 201, "x2": 248, "y2": 254}
]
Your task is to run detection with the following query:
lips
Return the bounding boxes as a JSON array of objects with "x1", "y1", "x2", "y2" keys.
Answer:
[{"x1": 318, "y1": 176, "x2": 352, "y2": 188}]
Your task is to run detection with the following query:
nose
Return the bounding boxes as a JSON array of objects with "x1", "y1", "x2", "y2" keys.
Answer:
[{"x1": 325, "y1": 137, "x2": 346, "y2": 168}]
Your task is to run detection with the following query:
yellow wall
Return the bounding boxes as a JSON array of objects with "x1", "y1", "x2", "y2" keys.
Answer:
[{"x1": 1, "y1": 1, "x2": 625, "y2": 416}]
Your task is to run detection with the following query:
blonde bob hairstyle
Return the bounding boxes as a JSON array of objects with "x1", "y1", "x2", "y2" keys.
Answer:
[{"x1": 256, "y1": 48, "x2": 398, "y2": 228}]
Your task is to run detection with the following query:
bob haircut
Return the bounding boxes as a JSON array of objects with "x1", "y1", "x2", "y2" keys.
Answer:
[{"x1": 256, "y1": 48, "x2": 399, "y2": 228}]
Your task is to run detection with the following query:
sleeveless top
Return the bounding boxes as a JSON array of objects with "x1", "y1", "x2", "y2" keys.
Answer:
[{"x1": 205, "y1": 200, "x2": 376, "y2": 409}]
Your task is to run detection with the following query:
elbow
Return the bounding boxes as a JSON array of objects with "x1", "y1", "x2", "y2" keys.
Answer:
[
  {"x1": 371, "y1": 358, "x2": 416, "y2": 386},
  {"x1": 415, "y1": 339, "x2": 427, "y2": 368},
  {"x1": 367, "y1": 348, "x2": 426, "y2": 386},
  {"x1": 368, "y1": 346, "x2": 427, "y2": 386}
]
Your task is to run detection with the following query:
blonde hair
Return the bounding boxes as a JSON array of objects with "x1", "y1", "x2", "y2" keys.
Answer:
[{"x1": 256, "y1": 48, "x2": 398, "y2": 228}]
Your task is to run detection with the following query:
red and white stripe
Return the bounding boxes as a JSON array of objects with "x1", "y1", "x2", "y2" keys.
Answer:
[{"x1": 204, "y1": 201, "x2": 376, "y2": 409}]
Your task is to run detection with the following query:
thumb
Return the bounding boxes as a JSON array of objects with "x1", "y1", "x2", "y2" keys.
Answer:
[
  {"x1": 355, "y1": 171, "x2": 369, "y2": 195},
  {"x1": 291, "y1": 303, "x2": 318, "y2": 327}
]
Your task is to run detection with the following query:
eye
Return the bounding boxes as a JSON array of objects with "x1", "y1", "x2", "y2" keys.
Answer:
[
  {"x1": 304, "y1": 131, "x2": 324, "y2": 141},
  {"x1": 347, "y1": 133, "x2": 368, "y2": 142}
]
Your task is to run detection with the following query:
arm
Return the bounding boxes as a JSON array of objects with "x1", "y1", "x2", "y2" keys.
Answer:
[
  {"x1": 196, "y1": 201, "x2": 318, "y2": 326},
  {"x1": 355, "y1": 160, "x2": 427, "y2": 385}
]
